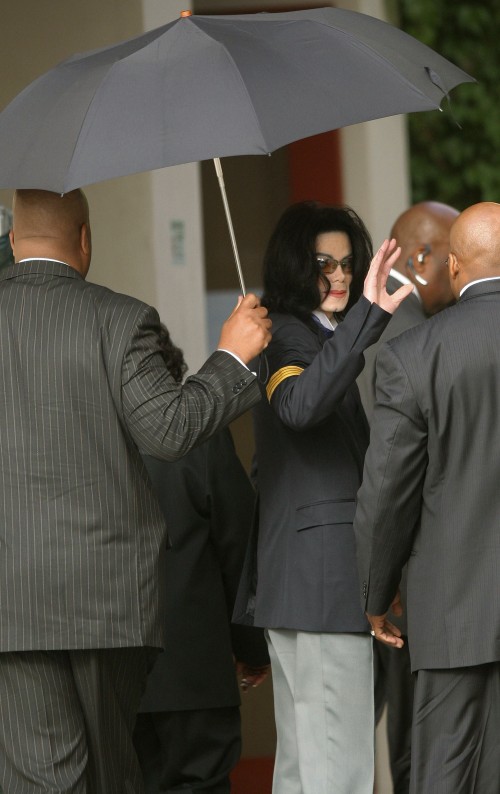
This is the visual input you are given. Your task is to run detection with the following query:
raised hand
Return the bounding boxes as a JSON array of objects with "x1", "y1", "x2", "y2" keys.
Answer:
[
  {"x1": 217, "y1": 293, "x2": 272, "y2": 364},
  {"x1": 363, "y1": 238, "x2": 413, "y2": 314}
]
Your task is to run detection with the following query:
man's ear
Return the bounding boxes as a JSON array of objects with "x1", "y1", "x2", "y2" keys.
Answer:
[
  {"x1": 9, "y1": 229, "x2": 14, "y2": 253},
  {"x1": 80, "y1": 222, "x2": 91, "y2": 256},
  {"x1": 448, "y1": 252, "x2": 460, "y2": 283},
  {"x1": 406, "y1": 246, "x2": 429, "y2": 286}
]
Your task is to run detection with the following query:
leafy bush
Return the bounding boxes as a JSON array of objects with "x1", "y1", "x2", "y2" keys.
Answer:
[{"x1": 400, "y1": 0, "x2": 500, "y2": 209}]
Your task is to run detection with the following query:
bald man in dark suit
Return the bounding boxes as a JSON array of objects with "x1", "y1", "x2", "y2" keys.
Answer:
[
  {"x1": 0, "y1": 189, "x2": 270, "y2": 794},
  {"x1": 354, "y1": 202, "x2": 500, "y2": 793},
  {"x1": 357, "y1": 200, "x2": 458, "y2": 794}
]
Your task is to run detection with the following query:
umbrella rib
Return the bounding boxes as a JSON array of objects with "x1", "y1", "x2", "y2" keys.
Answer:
[
  {"x1": 61, "y1": 64, "x2": 126, "y2": 193},
  {"x1": 189, "y1": 21, "x2": 272, "y2": 153},
  {"x1": 288, "y1": 14, "x2": 449, "y2": 106}
]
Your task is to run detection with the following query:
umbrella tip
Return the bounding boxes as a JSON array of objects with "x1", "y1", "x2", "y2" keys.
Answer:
[{"x1": 180, "y1": 10, "x2": 192, "y2": 17}]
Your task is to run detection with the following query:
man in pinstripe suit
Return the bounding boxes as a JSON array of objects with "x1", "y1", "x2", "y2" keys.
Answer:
[
  {"x1": 0, "y1": 188, "x2": 270, "y2": 794},
  {"x1": 354, "y1": 202, "x2": 500, "y2": 793}
]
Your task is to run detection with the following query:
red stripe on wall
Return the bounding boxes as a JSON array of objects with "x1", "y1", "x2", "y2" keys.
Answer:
[
  {"x1": 288, "y1": 130, "x2": 343, "y2": 205},
  {"x1": 230, "y1": 757, "x2": 274, "y2": 793}
]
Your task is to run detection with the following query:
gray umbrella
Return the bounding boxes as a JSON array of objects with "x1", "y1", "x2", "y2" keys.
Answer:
[{"x1": 0, "y1": 7, "x2": 474, "y2": 292}]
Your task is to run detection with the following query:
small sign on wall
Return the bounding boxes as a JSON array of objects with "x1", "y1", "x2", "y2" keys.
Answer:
[{"x1": 170, "y1": 219, "x2": 185, "y2": 266}]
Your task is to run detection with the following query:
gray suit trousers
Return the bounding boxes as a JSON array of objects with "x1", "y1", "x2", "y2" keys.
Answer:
[
  {"x1": 410, "y1": 662, "x2": 500, "y2": 794},
  {"x1": 0, "y1": 647, "x2": 153, "y2": 793}
]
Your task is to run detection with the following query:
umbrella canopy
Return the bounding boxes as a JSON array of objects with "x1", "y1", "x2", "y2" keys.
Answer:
[{"x1": 0, "y1": 7, "x2": 474, "y2": 194}]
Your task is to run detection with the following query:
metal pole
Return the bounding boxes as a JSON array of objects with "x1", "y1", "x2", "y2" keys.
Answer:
[{"x1": 213, "y1": 157, "x2": 246, "y2": 296}]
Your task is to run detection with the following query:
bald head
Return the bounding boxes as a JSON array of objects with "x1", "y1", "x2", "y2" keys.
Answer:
[
  {"x1": 391, "y1": 201, "x2": 459, "y2": 315},
  {"x1": 10, "y1": 189, "x2": 91, "y2": 276},
  {"x1": 448, "y1": 203, "x2": 500, "y2": 298}
]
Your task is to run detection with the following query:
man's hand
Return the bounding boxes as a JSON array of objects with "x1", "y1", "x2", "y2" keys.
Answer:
[
  {"x1": 236, "y1": 662, "x2": 270, "y2": 692},
  {"x1": 363, "y1": 238, "x2": 413, "y2": 315},
  {"x1": 218, "y1": 293, "x2": 272, "y2": 364},
  {"x1": 367, "y1": 592, "x2": 405, "y2": 649},
  {"x1": 389, "y1": 588, "x2": 403, "y2": 619}
]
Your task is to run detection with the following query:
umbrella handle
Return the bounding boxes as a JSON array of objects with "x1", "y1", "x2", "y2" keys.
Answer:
[{"x1": 213, "y1": 157, "x2": 246, "y2": 296}]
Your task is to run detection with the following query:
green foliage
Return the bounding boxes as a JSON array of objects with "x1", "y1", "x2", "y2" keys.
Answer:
[{"x1": 400, "y1": 0, "x2": 500, "y2": 209}]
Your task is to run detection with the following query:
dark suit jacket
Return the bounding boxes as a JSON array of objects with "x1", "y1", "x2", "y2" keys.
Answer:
[
  {"x1": 138, "y1": 429, "x2": 269, "y2": 712},
  {"x1": 354, "y1": 279, "x2": 500, "y2": 671},
  {"x1": 246, "y1": 296, "x2": 391, "y2": 633},
  {"x1": 0, "y1": 260, "x2": 260, "y2": 653},
  {"x1": 356, "y1": 274, "x2": 426, "y2": 635},
  {"x1": 357, "y1": 274, "x2": 425, "y2": 423}
]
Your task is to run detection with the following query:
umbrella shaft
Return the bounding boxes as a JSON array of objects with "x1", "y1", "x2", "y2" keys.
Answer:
[{"x1": 213, "y1": 158, "x2": 246, "y2": 296}]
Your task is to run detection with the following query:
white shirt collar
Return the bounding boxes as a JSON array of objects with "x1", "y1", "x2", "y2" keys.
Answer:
[
  {"x1": 312, "y1": 309, "x2": 338, "y2": 332},
  {"x1": 460, "y1": 276, "x2": 500, "y2": 297},
  {"x1": 19, "y1": 257, "x2": 68, "y2": 265}
]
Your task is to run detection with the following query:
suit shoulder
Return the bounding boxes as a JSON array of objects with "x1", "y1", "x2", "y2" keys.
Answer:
[
  {"x1": 386, "y1": 301, "x2": 458, "y2": 357},
  {"x1": 264, "y1": 312, "x2": 319, "y2": 369},
  {"x1": 268, "y1": 313, "x2": 318, "y2": 345},
  {"x1": 269, "y1": 312, "x2": 308, "y2": 332},
  {"x1": 83, "y1": 279, "x2": 149, "y2": 311},
  {"x1": 82, "y1": 280, "x2": 157, "y2": 326}
]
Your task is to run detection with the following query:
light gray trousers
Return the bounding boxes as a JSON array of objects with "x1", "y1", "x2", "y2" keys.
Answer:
[{"x1": 267, "y1": 629, "x2": 374, "y2": 794}]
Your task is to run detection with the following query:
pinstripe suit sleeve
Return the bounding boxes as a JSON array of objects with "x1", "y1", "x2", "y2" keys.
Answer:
[
  {"x1": 120, "y1": 305, "x2": 261, "y2": 459},
  {"x1": 354, "y1": 340, "x2": 428, "y2": 615}
]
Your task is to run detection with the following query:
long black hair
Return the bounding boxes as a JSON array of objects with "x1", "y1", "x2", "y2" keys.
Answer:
[
  {"x1": 261, "y1": 201, "x2": 372, "y2": 320},
  {"x1": 157, "y1": 324, "x2": 187, "y2": 384}
]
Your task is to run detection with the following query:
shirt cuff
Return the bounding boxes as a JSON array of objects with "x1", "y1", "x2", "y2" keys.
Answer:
[{"x1": 217, "y1": 349, "x2": 255, "y2": 375}]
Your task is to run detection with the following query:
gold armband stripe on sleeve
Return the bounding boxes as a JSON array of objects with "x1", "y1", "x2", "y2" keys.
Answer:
[{"x1": 266, "y1": 366, "x2": 304, "y2": 402}]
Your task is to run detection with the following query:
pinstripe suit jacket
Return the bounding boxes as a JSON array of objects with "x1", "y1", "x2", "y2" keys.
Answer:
[
  {"x1": 354, "y1": 279, "x2": 500, "y2": 671},
  {"x1": 0, "y1": 260, "x2": 259, "y2": 653}
]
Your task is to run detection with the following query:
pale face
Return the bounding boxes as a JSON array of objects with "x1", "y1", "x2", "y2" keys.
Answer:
[{"x1": 316, "y1": 231, "x2": 353, "y2": 318}]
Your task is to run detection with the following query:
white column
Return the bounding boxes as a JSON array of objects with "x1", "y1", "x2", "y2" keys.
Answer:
[
  {"x1": 141, "y1": 0, "x2": 208, "y2": 373},
  {"x1": 336, "y1": 8, "x2": 400, "y2": 792}
]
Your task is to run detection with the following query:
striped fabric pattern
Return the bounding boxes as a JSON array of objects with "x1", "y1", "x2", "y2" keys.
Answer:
[
  {"x1": 0, "y1": 260, "x2": 260, "y2": 654},
  {"x1": 0, "y1": 647, "x2": 151, "y2": 793},
  {"x1": 266, "y1": 365, "x2": 304, "y2": 402}
]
